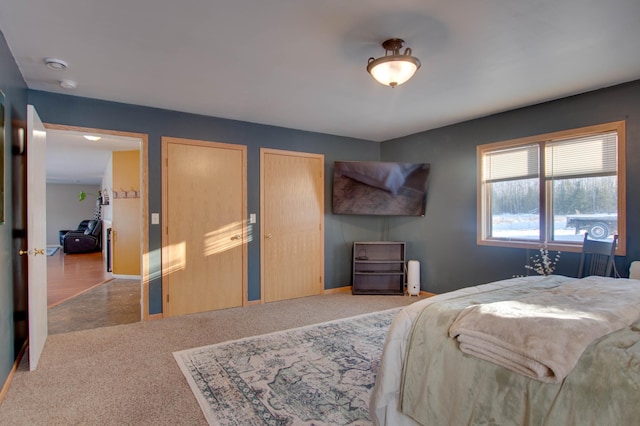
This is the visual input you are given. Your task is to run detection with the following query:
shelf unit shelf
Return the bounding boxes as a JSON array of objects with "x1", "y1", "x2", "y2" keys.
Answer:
[{"x1": 352, "y1": 241, "x2": 405, "y2": 295}]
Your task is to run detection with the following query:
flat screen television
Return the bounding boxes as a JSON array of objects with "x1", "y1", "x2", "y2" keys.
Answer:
[{"x1": 332, "y1": 161, "x2": 430, "y2": 216}]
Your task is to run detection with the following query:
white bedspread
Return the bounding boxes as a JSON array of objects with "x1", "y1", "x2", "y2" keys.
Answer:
[
  {"x1": 370, "y1": 276, "x2": 640, "y2": 426},
  {"x1": 369, "y1": 275, "x2": 551, "y2": 425},
  {"x1": 448, "y1": 276, "x2": 640, "y2": 383}
]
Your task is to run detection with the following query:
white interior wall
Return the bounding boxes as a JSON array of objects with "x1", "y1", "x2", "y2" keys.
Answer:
[{"x1": 46, "y1": 183, "x2": 100, "y2": 246}]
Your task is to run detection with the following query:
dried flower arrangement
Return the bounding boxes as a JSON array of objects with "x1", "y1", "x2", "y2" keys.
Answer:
[{"x1": 525, "y1": 245, "x2": 561, "y2": 276}]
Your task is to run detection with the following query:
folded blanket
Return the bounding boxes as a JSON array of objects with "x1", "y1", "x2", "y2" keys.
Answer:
[{"x1": 449, "y1": 276, "x2": 640, "y2": 383}]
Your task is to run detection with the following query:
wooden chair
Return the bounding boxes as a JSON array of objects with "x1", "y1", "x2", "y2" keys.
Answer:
[{"x1": 577, "y1": 232, "x2": 618, "y2": 278}]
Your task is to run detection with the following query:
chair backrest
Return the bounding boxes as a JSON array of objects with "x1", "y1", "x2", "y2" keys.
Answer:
[{"x1": 577, "y1": 232, "x2": 618, "y2": 278}]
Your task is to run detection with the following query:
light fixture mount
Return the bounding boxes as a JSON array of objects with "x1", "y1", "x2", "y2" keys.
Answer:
[
  {"x1": 367, "y1": 38, "x2": 421, "y2": 88},
  {"x1": 381, "y1": 38, "x2": 406, "y2": 53}
]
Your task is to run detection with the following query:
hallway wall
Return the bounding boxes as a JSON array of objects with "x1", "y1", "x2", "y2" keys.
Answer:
[{"x1": 46, "y1": 183, "x2": 100, "y2": 245}]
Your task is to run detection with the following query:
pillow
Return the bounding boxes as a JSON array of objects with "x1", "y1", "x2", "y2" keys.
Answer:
[{"x1": 84, "y1": 220, "x2": 97, "y2": 235}]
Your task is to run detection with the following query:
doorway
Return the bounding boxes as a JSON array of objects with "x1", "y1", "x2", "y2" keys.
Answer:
[{"x1": 44, "y1": 124, "x2": 149, "y2": 331}]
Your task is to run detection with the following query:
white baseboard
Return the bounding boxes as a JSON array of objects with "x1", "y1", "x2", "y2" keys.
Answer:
[{"x1": 112, "y1": 274, "x2": 141, "y2": 280}]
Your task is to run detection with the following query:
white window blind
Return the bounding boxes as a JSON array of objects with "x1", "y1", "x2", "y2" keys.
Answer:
[
  {"x1": 545, "y1": 131, "x2": 617, "y2": 179},
  {"x1": 483, "y1": 144, "x2": 539, "y2": 182}
]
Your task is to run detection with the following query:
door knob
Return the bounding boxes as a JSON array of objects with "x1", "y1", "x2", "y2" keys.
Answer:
[
  {"x1": 266, "y1": 233, "x2": 273, "y2": 239},
  {"x1": 230, "y1": 234, "x2": 241, "y2": 241},
  {"x1": 19, "y1": 248, "x2": 45, "y2": 256}
]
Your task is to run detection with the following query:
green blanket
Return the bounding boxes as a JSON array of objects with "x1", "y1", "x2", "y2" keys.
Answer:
[{"x1": 400, "y1": 275, "x2": 640, "y2": 426}]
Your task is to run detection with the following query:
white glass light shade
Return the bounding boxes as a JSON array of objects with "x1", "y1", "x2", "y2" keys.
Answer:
[
  {"x1": 367, "y1": 39, "x2": 421, "y2": 87},
  {"x1": 367, "y1": 57, "x2": 419, "y2": 87}
]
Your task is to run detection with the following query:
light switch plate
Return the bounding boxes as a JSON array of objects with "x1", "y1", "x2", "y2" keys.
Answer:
[
  {"x1": 151, "y1": 213, "x2": 160, "y2": 224},
  {"x1": 250, "y1": 213, "x2": 256, "y2": 224}
]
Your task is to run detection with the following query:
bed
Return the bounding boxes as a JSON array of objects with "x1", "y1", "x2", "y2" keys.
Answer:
[{"x1": 370, "y1": 275, "x2": 640, "y2": 425}]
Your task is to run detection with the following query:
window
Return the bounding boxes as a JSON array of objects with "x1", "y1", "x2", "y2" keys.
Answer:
[{"x1": 477, "y1": 121, "x2": 626, "y2": 254}]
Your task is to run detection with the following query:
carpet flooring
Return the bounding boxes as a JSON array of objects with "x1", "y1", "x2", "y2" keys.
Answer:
[{"x1": 0, "y1": 293, "x2": 425, "y2": 425}]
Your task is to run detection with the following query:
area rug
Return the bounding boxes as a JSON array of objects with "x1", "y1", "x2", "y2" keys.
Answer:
[
  {"x1": 46, "y1": 246, "x2": 60, "y2": 256},
  {"x1": 173, "y1": 308, "x2": 401, "y2": 425}
]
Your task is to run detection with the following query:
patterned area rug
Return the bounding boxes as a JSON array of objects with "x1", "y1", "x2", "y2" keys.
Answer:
[
  {"x1": 173, "y1": 308, "x2": 401, "y2": 425},
  {"x1": 46, "y1": 246, "x2": 60, "y2": 256}
]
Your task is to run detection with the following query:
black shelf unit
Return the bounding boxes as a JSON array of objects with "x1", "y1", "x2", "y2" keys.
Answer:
[{"x1": 352, "y1": 241, "x2": 405, "y2": 295}]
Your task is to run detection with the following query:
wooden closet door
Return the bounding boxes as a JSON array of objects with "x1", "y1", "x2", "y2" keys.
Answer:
[
  {"x1": 261, "y1": 149, "x2": 324, "y2": 302},
  {"x1": 162, "y1": 138, "x2": 247, "y2": 317}
]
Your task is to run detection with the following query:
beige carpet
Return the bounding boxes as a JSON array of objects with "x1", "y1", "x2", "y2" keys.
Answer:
[{"x1": 0, "y1": 293, "x2": 424, "y2": 425}]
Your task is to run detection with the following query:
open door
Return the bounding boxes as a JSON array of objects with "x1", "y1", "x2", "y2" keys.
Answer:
[{"x1": 25, "y1": 105, "x2": 48, "y2": 370}]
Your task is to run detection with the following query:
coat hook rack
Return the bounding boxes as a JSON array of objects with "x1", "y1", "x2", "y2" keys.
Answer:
[{"x1": 112, "y1": 187, "x2": 140, "y2": 199}]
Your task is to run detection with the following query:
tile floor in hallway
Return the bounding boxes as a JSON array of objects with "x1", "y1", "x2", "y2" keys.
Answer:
[
  {"x1": 47, "y1": 248, "x2": 141, "y2": 334},
  {"x1": 48, "y1": 278, "x2": 141, "y2": 334}
]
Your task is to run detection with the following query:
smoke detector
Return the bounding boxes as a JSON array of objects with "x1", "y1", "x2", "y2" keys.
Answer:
[
  {"x1": 44, "y1": 58, "x2": 68, "y2": 70},
  {"x1": 60, "y1": 79, "x2": 77, "y2": 89}
]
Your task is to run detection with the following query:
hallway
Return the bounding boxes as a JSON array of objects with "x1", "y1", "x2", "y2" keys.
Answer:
[
  {"x1": 47, "y1": 249, "x2": 140, "y2": 334},
  {"x1": 47, "y1": 250, "x2": 111, "y2": 308}
]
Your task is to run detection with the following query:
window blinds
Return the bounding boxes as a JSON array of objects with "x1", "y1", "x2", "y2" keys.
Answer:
[
  {"x1": 483, "y1": 144, "x2": 539, "y2": 182},
  {"x1": 482, "y1": 131, "x2": 617, "y2": 183},
  {"x1": 545, "y1": 131, "x2": 617, "y2": 179}
]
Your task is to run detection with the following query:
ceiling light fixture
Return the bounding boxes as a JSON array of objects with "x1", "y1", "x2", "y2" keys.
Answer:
[
  {"x1": 367, "y1": 39, "x2": 421, "y2": 88},
  {"x1": 83, "y1": 135, "x2": 101, "y2": 141},
  {"x1": 44, "y1": 57, "x2": 68, "y2": 70}
]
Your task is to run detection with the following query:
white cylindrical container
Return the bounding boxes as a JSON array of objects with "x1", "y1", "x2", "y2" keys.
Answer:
[
  {"x1": 407, "y1": 260, "x2": 420, "y2": 296},
  {"x1": 630, "y1": 261, "x2": 640, "y2": 280}
]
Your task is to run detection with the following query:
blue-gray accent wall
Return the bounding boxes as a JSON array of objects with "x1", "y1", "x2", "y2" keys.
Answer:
[
  {"x1": 381, "y1": 81, "x2": 640, "y2": 294},
  {"x1": 26, "y1": 90, "x2": 385, "y2": 309},
  {"x1": 28, "y1": 80, "x2": 640, "y2": 306},
  {"x1": 0, "y1": 29, "x2": 27, "y2": 393}
]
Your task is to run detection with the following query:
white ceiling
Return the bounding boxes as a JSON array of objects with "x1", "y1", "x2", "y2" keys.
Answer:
[
  {"x1": 45, "y1": 129, "x2": 140, "y2": 185},
  {"x1": 2, "y1": 0, "x2": 640, "y2": 146}
]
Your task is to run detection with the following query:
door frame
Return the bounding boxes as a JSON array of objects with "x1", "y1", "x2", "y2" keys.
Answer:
[{"x1": 44, "y1": 124, "x2": 150, "y2": 319}]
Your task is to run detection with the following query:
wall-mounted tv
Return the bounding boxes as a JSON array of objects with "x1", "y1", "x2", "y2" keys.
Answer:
[{"x1": 332, "y1": 161, "x2": 430, "y2": 216}]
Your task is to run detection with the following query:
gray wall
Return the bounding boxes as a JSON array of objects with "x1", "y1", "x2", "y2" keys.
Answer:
[
  {"x1": 26, "y1": 90, "x2": 384, "y2": 311},
  {"x1": 0, "y1": 29, "x2": 27, "y2": 392},
  {"x1": 46, "y1": 183, "x2": 100, "y2": 245},
  {"x1": 29, "y1": 80, "x2": 640, "y2": 308},
  {"x1": 382, "y1": 80, "x2": 640, "y2": 294}
]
